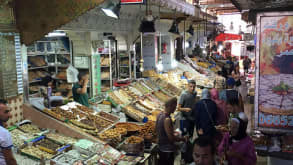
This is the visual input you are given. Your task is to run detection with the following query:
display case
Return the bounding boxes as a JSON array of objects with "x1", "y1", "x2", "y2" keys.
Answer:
[
  {"x1": 92, "y1": 40, "x2": 117, "y2": 92},
  {"x1": 118, "y1": 50, "x2": 131, "y2": 79},
  {"x1": 25, "y1": 37, "x2": 71, "y2": 98}
]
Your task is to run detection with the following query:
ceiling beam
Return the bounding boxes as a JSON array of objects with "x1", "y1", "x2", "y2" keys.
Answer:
[{"x1": 230, "y1": 0, "x2": 242, "y2": 11}]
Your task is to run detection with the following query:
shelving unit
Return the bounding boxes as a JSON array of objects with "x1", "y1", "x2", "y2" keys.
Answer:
[
  {"x1": 118, "y1": 51, "x2": 131, "y2": 79},
  {"x1": 26, "y1": 37, "x2": 71, "y2": 97},
  {"x1": 92, "y1": 40, "x2": 117, "y2": 93}
]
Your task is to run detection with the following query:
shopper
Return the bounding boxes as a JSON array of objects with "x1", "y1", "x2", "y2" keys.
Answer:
[
  {"x1": 178, "y1": 80, "x2": 197, "y2": 137},
  {"x1": 72, "y1": 71, "x2": 90, "y2": 107},
  {"x1": 225, "y1": 78, "x2": 244, "y2": 113},
  {"x1": 243, "y1": 57, "x2": 251, "y2": 73},
  {"x1": 194, "y1": 89, "x2": 217, "y2": 137},
  {"x1": 218, "y1": 113, "x2": 256, "y2": 165},
  {"x1": 210, "y1": 88, "x2": 228, "y2": 125},
  {"x1": 231, "y1": 65, "x2": 241, "y2": 87},
  {"x1": 0, "y1": 99, "x2": 17, "y2": 165},
  {"x1": 192, "y1": 136, "x2": 219, "y2": 165},
  {"x1": 181, "y1": 71, "x2": 189, "y2": 80},
  {"x1": 156, "y1": 97, "x2": 187, "y2": 165}
]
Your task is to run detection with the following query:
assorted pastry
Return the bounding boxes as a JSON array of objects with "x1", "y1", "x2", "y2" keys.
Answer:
[
  {"x1": 21, "y1": 146, "x2": 55, "y2": 160},
  {"x1": 125, "y1": 136, "x2": 144, "y2": 144},
  {"x1": 19, "y1": 123, "x2": 41, "y2": 134}
]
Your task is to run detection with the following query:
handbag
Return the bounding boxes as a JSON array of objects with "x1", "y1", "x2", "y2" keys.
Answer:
[{"x1": 235, "y1": 79, "x2": 241, "y2": 86}]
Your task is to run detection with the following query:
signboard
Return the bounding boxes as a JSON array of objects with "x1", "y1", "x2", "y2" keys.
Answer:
[
  {"x1": 121, "y1": 0, "x2": 144, "y2": 4},
  {"x1": 255, "y1": 12, "x2": 293, "y2": 132},
  {"x1": 142, "y1": 33, "x2": 158, "y2": 71}
]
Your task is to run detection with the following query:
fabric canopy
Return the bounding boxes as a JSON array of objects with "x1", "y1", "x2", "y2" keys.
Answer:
[
  {"x1": 215, "y1": 33, "x2": 242, "y2": 42},
  {"x1": 151, "y1": 0, "x2": 195, "y2": 16}
]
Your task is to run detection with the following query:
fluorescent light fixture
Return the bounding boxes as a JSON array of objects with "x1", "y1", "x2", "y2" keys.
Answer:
[
  {"x1": 185, "y1": 41, "x2": 190, "y2": 48},
  {"x1": 46, "y1": 31, "x2": 66, "y2": 37},
  {"x1": 101, "y1": 2, "x2": 121, "y2": 19},
  {"x1": 171, "y1": 60, "x2": 177, "y2": 68},
  {"x1": 157, "y1": 61, "x2": 163, "y2": 71}
]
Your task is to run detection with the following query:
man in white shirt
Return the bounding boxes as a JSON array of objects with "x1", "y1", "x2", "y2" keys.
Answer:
[{"x1": 0, "y1": 99, "x2": 17, "y2": 165}]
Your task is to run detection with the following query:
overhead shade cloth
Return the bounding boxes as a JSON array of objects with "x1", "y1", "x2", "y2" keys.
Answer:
[
  {"x1": 15, "y1": 0, "x2": 105, "y2": 45},
  {"x1": 151, "y1": 0, "x2": 195, "y2": 16},
  {"x1": 215, "y1": 33, "x2": 242, "y2": 42}
]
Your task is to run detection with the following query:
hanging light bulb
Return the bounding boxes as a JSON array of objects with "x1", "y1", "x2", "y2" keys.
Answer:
[
  {"x1": 139, "y1": 59, "x2": 144, "y2": 72},
  {"x1": 171, "y1": 60, "x2": 177, "y2": 68},
  {"x1": 169, "y1": 21, "x2": 180, "y2": 35},
  {"x1": 230, "y1": 21, "x2": 234, "y2": 31},
  {"x1": 157, "y1": 61, "x2": 163, "y2": 72}
]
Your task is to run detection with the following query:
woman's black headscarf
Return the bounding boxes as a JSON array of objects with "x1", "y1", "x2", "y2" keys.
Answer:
[{"x1": 229, "y1": 117, "x2": 248, "y2": 143}]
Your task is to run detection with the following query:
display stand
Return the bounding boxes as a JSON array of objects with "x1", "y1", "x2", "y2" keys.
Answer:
[
  {"x1": 92, "y1": 40, "x2": 117, "y2": 92},
  {"x1": 26, "y1": 37, "x2": 71, "y2": 98},
  {"x1": 118, "y1": 50, "x2": 131, "y2": 79},
  {"x1": 23, "y1": 104, "x2": 100, "y2": 142}
]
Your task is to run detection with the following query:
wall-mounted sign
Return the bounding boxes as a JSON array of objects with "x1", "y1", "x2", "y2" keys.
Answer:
[
  {"x1": 121, "y1": 0, "x2": 144, "y2": 4},
  {"x1": 255, "y1": 12, "x2": 293, "y2": 133}
]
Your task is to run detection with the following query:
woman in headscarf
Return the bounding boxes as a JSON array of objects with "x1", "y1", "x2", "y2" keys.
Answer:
[
  {"x1": 210, "y1": 88, "x2": 229, "y2": 125},
  {"x1": 193, "y1": 89, "x2": 218, "y2": 137},
  {"x1": 218, "y1": 112, "x2": 256, "y2": 165}
]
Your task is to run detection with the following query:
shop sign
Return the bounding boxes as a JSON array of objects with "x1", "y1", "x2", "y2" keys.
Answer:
[
  {"x1": 121, "y1": 0, "x2": 144, "y2": 4},
  {"x1": 255, "y1": 12, "x2": 293, "y2": 133}
]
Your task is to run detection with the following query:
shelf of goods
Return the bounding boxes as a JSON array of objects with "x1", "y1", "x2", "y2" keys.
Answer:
[
  {"x1": 118, "y1": 51, "x2": 131, "y2": 79},
  {"x1": 180, "y1": 56, "x2": 225, "y2": 89},
  {"x1": 42, "y1": 102, "x2": 119, "y2": 137},
  {"x1": 27, "y1": 38, "x2": 71, "y2": 97},
  {"x1": 93, "y1": 40, "x2": 117, "y2": 92},
  {"x1": 107, "y1": 79, "x2": 180, "y2": 122}
]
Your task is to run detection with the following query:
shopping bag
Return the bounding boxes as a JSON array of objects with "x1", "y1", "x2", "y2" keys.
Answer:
[
  {"x1": 66, "y1": 65, "x2": 79, "y2": 83},
  {"x1": 181, "y1": 140, "x2": 194, "y2": 163}
]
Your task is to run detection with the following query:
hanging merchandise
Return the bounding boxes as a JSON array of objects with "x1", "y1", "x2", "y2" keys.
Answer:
[{"x1": 66, "y1": 65, "x2": 79, "y2": 83}]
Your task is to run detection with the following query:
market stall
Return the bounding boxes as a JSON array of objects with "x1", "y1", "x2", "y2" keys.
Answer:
[{"x1": 18, "y1": 75, "x2": 188, "y2": 164}]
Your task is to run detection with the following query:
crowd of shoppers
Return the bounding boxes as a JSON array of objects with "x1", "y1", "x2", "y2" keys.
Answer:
[{"x1": 156, "y1": 58, "x2": 256, "y2": 165}]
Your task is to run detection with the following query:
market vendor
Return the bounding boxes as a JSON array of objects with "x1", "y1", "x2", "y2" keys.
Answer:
[
  {"x1": 72, "y1": 71, "x2": 89, "y2": 107},
  {"x1": 156, "y1": 97, "x2": 187, "y2": 165}
]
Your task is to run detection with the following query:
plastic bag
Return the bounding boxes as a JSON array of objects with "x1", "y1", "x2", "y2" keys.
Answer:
[
  {"x1": 181, "y1": 140, "x2": 194, "y2": 163},
  {"x1": 66, "y1": 65, "x2": 79, "y2": 83}
]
